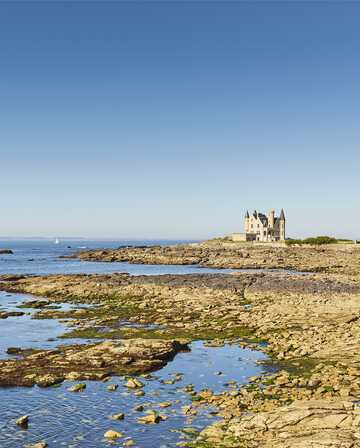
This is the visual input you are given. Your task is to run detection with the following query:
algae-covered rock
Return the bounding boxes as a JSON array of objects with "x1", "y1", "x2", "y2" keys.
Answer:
[
  {"x1": 35, "y1": 374, "x2": 63, "y2": 387},
  {"x1": 0, "y1": 339, "x2": 188, "y2": 387}
]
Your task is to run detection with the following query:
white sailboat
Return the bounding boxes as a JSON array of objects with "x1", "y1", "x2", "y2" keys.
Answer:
[{"x1": 54, "y1": 238, "x2": 60, "y2": 245}]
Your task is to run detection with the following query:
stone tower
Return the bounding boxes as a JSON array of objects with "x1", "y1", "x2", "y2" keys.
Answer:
[
  {"x1": 268, "y1": 209, "x2": 275, "y2": 228},
  {"x1": 279, "y1": 209, "x2": 286, "y2": 241}
]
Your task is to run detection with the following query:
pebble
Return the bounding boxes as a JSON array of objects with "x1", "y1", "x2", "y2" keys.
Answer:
[
  {"x1": 24, "y1": 442, "x2": 47, "y2": 448},
  {"x1": 104, "y1": 429, "x2": 123, "y2": 439},
  {"x1": 110, "y1": 413, "x2": 125, "y2": 420},
  {"x1": 125, "y1": 378, "x2": 144, "y2": 389},
  {"x1": 137, "y1": 410, "x2": 166, "y2": 424},
  {"x1": 16, "y1": 415, "x2": 29, "y2": 427}
]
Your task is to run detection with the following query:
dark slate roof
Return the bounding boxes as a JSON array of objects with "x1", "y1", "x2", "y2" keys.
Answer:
[
  {"x1": 280, "y1": 209, "x2": 285, "y2": 220},
  {"x1": 257, "y1": 213, "x2": 268, "y2": 225}
]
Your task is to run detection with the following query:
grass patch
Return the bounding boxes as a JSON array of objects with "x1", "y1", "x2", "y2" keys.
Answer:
[
  {"x1": 262, "y1": 377, "x2": 275, "y2": 386},
  {"x1": 273, "y1": 357, "x2": 320, "y2": 377},
  {"x1": 184, "y1": 438, "x2": 247, "y2": 448},
  {"x1": 322, "y1": 385, "x2": 336, "y2": 393},
  {"x1": 60, "y1": 324, "x2": 257, "y2": 342}
]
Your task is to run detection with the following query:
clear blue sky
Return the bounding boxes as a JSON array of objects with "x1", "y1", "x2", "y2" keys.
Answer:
[{"x1": 1, "y1": 2, "x2": 359, "y2": 239}]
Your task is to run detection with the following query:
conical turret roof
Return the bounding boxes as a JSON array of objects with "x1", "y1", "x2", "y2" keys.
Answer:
[{"x1": 280, "y1": 209, "x2": 285, "y2": 220}]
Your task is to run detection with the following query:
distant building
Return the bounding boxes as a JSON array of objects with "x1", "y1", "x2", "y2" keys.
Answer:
[{"x1": 231, "y1": 209, "x2": 286, "y2": 242}]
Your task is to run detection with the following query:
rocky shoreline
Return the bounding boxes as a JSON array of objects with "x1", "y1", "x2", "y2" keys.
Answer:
[
  {"x1": 66, "y1": 241, "x2": 360, "y2": 275},
  {"x1": 2, "y1": 242, "x2": 360, "y2": 447}
]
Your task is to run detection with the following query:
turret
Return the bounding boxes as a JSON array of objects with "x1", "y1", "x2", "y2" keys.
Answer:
[
  {"x1": 244, "y1": 210, "x2": 250, "y2": 233},
  {"x1": 279, "y1": 208, "x2": 286, "y2": 240}
]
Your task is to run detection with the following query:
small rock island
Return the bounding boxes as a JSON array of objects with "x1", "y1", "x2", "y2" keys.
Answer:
[{"x1": 0, "y1": 249, "x2": 13, "y2": 254}]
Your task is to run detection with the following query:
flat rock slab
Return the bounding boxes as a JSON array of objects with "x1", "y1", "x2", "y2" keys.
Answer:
[
  {"x1": 0, "y1": 311, "x2": 25, "y2": 319},
  {"x1": 0, "y1": 339, "x2": 189, "y2": 387},
  {"x1": 201, "y1": 400, "x2": 360, "y2": 448}
]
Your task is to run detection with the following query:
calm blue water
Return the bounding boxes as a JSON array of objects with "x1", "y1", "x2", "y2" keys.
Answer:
[
  {"x1": 0, "y1": 341, "x2": 268, "y2": 448},
  {"x1": 0, "y1": 291, "x2": 99, "y2": 359},
  {"x1": 0, "y1": 239, "x2": 232, "y2": 276},
  {"x1": 0, "y1": 240, "x2": 269, "y2": 447}
]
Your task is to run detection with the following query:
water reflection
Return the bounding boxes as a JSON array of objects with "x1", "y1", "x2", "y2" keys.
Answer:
[
  {"x1": 0, "y1": 341, "x2": 268, "y2": 448},
  {"x1": 0, "y1": 292, "x2": 95, "y2": 358}
]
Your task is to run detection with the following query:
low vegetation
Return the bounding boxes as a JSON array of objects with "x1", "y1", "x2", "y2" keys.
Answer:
[{"x1": 286, "y1": 236, "x2": 352, "y2": 246}]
